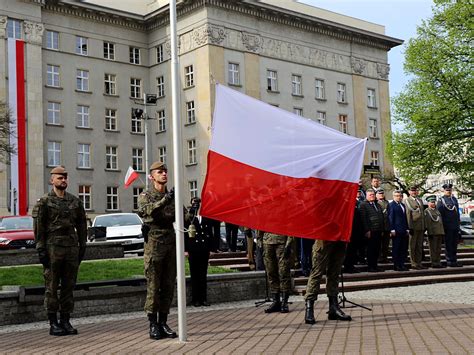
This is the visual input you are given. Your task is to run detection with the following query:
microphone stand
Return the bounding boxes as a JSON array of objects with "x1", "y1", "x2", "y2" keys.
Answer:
[{"x1": 338, "y1": 270, "x2": 372, "y2": 311}]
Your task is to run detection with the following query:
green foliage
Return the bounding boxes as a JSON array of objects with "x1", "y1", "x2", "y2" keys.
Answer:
[
  {"x1": 0, "y1": 101, "x2": 15, "y2": 163},
  {"x1": 0, "y1": 258, "x2": 235, "y2": 287},
  {"x1": 391, "y1": 0, "x2": 474, "y2": 190}
]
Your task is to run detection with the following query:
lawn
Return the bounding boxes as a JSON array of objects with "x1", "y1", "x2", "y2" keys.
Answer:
[{"x1": 0, "y1": 258, "x2": 235, "y2": 287}]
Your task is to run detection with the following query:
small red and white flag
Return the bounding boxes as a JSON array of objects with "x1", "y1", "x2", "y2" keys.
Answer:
[
  {"x1": 201, "y1": 84, "x2": 367, "y2": 242},
  {"x1": 124, "y1": 166, "x2": 139, "y2": 189}
]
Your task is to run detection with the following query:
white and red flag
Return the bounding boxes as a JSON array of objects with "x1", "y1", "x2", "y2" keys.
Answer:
[
  {"x1": 7, "y1": 38, "x2": 27, "y2": 215},
  {"x1": 124, "y1": 166, "x2": 139, "y2": 189},
  {"x1": 201, "y1": 84, "x2": 367, "y2": 241}
]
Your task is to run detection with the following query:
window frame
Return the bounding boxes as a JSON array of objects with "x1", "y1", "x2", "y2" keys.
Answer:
[
  {"x1": 106, "y1": 186, "x2": 119, "y2": 211},
  {"x1": 184, "y1": 65, "x2": 194, "y2": 88},
  {"x1": 76, "y1": 69, "x2": 90, "y2": 92},
  {"x1": 47, "y1": 64, "x2": 60, "y2": 87},
  {"x1": 370, "y1": 151, "x2": 380, "y2": 166},
  {"x1": 133, "y1": 187, "x2": 144, "y2": 210},
  {"x1": 47, "y1": 141, "x2": 61, "y2": 166},
  {"x1": 156, "y1": 76, "x2": 165, "y2": 98},
  {"x1": 132, "y1": 147, "x2": 144, "y2": 172},
  {"x1": 189, "y1": 180, "x2": 198, "y2": 199},
  {"x1": 130, "y1": 78, "x2": 142, "y2": 99},
  {"x1": 76, "y1": 105, "x2": 90, "y2": 128},
  {"x1": 228, "y1": 62, "x2": 240, "y2": 86},
  {"x1": 187, "y1": 139, "x2": 197, "y2": 165},
  {"x1": 367, "y1": 88, "x2": 377, "y2": 108},
  {"x1": 104, "y1": 73, "x2": 117, "y2": 95},
  {"x1": 47, "y1": 101, "x2": 61, "y2": 125},
  {"x1": 105, "y1": 108, "x2": 117, "y2": 131},
  {"x1": 338, "y1": 114, "x2": 348, "y2": 134},
  {"x1": 78, "y1": 185, "x2": 92, "y2": 211},
  {"x1": 337, "y1": 83, "x2": 347, "y2": 103},
  {"x1": 131, "y1": 108, "x2": 143, "y2": 133},
  {"x1": 129, "y1": 46, "x2": 140, "y2": 64},
  {"x1": 7, "y1": 19, "x2": 21, "y2": 39},
  {"x1": 105, "y1": 145, "x2": 118, "y2": 170},
  {"x1": 266, "y1": 70, "x2": 278, "y2": 91},
  {"x1": 186, "y1": 100, "x2": 196, "y2": 124},
  {"x1": 156, "y1": 44, "x2": 164, "y2": 63},
  {"x1": 316, "y1": 111, "x2": 326, "y2": 125},
  {"x1": 103, "y1": 41, "x2": 115, "y2": 60},
  {"x1": 369, "y1": 118, "x2": 378, "y2": 138},
  {"x1": 75, "y1": 36, "x2": 88, "y2": 56},
  {"x1": 158, "y1": 146, "x2": 167, "y2": 164},
  {"x1": 157, "y1": 110, "x2": 166, "y2": 132},
  {"x1": 46, "y1": 30, "x2": 59, "y2": 50},
  {"x1": 291, "y1": 74, "x2": 302, "y2": 96},
  {"x1": 77, "y1": 143, "x2": 91, "y2": 168}
]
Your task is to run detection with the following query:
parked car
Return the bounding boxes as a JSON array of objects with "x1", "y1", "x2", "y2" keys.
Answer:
[
  {"x1": 0, "y1": 215, "x2": 35, "y2": 250},
  {"x1": 89, "y1": 213, "x2": 144, "y2": 254},
  {"x1": 219, "y1": 223, "x2": 247, "y2": 251},
  {"x1": 460, "y1": 215, "x2": 473, "y2": 236}
]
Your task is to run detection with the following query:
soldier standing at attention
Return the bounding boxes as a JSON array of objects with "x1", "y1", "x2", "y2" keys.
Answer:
[
  {"x1": 32, "y1": 166, "x2": 87, "y2": 336},
  {"x1": 424, "y1": 195, "x2": 445, "y2": 268},
  {"x1": 404, "y1": 186, "x2": 426, "y2": 269},
  {"x1": 138, "y1": 161, "x2": 183, "y2": 340},
  {"x1": 259, "y1": 231, "x2": 294, "y2": 313},
  {"x1": 304, "y1": 238, "x2": 352, "y2": 324}
]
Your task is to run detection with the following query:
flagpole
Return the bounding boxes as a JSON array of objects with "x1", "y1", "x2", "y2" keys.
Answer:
[{"x1": 169, "y1": 0, "x2": 187, "y2": 342}]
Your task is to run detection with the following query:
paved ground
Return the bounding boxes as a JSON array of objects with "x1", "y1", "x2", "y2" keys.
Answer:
[{"x1": 1, "y1": 283, "x2": 474, "y2": 354}]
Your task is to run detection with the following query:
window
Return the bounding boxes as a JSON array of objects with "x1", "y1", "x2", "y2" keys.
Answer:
[
  {"x1": 7, "y1": 19, "x2": 21, "y2": 39},
  {"x1": 266, "y1": 70, "x2": 278, "y2": 91},
  {"x1": 76, "y1": 69, "x2": 89, "y2": 91},
  {"x1": 157, "y1": 110, "x2": 166, "y2": 132},
  {"x1": 228, "y1": 63, "x2": 240, "y2": 85},
  {"x1": 47, "y1": 65, "x2": 60, "y2": 87},
  {"x1": 337, "y1": 83, "x2": 346, "y2": 103},
  {"x1": 368, "y1": 88, "x2": 377, "y2": 108},
  {"x1": 103, "y1": 41, "x2": 115, "y2": 60},
  {"x1": 158, "y1": 146, "x2": 167, "y2": 163},
  {"x1": 157, "y1": 76, "x2": 165, "y2": 98},
  {"x1": 75, "y1": 36, "x2": 88, "y2": 55},
  {"x1": 77, "y1": 143, "x2": 91, "y2": 168},
  {"x1": 76, "y1": 105, "x2": 90, "y2": 128},
  {"x1": 338, "y1": 114, "x2": 348, "y2": 134},
  {"x1": 129, "y1": 47, "x2": 140, "y2": 64},
  {"x1": 79, "y1": 185, "x2": 92, "y2": 210},
  {"x1": 184, "y1": 65, "x2": 194, "y2": 87},
  {"x1": 189, "y1": 181, "x2": 198, "y2": 199},
  {"x1": 106, "y1": 186, "x2": 119, "y2": 210},
  {"x1": 294, "y1": 108, "x2": 303, "y2": 116},
  {"x1": 105, "y1": 109, "x2": 117, "y2": 131},
  {"x1": 106, "y1": 146, "x2": 118, "y2": 170},
  {"x1": 156, "y1": 44, "x2": 164, "y2": 63},
  {"x1": 104, "y1": 74, "x2": 117, "y2": 95},
  {"x1": 316, "y1": 111, "x2": 326, "y2": 125},
  {"x1": 131, "y1": 108, "x2": 143, "y2": 133},
  {"x1": 186, "y1": 101, "x2": 196, "y2": 124},
  {"x1": 292, "y1": 74, "x2": 302, "y2": 96},
  {"x1": 130, "y1": 78, "x2": 142, "y2": 98},
  {"x1": 187, "y1": 139, "x2": 197, "y2": 165},
  {"x1": 315, "y1": 79, "x2": 325, "y2": 100},
  {"x1": 133, "y1": 187, "x2": 144, "y2": 210},
  {"x1": 132, "y1": 148, "x2": 144, "y2": 172},
  {"x1": 370, "y1": 151, "x2": 379, "y2": 166},
  {"x1": 369, "y1": 118, "x2": 378, "y2": 138},
  {"x1": 47, "y1": 141, "x2": 61, "y2": 166},
  {"x1": 47, "y1": 102, "x2": 61, "y2": 125},
  {"x1": 46, "y1": 30, "x2": 59, "y2": 50}
]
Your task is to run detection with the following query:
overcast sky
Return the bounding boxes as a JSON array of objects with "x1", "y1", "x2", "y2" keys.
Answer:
[{"x1": 299, "y1": 0, "x2": 434, "y2": 98}]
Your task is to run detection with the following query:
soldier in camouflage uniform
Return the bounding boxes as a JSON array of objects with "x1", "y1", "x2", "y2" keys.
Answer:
[
  {"x1": 138, "y1": 161, "x2": 192, "y2": 340},
  {"x1": 304, "y1": 240, "x2": 352, "y2": 324},
  {"x1": 258, "y1": 231, "x2": 293, "y2": 313},
  {"x1": 32, "y1": 166, "x2": 87, "y2": 336}
]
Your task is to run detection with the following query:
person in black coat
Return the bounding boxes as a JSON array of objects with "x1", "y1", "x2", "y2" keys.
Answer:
[
  {"x1": 388, "y1": 190, "x2": 410, "y2": 271},
  {"x1": 344, "y1": 190, "x2": 364, "y2": 273},
  {"x1": 185, "y1": 198, "x2": 211, "y2": 307}
]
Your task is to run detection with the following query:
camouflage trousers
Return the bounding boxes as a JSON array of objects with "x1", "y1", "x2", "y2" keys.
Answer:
[
  {"x1": 43, "y1": 245, "x2": 79, "y2": 313},
  {"x1": 263, "y1": 243, "x2": 291, "y2": 293},
  {"x1": 144, "y1": 237, "x2": 176, "y2": 314},
  {"x1": 305, "y1": 240, "x2": 346, "y2": 301}
]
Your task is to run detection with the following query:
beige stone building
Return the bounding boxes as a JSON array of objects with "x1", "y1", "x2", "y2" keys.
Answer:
[{"x1": 0, "y1": 0, "x2": 402, "y2": 217}]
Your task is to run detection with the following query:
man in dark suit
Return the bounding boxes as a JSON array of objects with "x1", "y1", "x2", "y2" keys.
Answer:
[
  {"x1": 388, "y1": 190, "x2": 410, "y2": 271},
  {"x1": 344, "y1": 189, "x2": 364, "y2": 273},
  {"x1": 359, "y1": 189, "x2": 385, "y2": 272}
]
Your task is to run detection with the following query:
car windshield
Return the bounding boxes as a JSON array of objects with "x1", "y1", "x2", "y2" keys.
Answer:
[
  {"x1": 461, "y1": 217, "x2": 472, "y2": 227},
  {"x1": 94, "y1": 214, "x2": 141, "y2": 227},
  {"x1": 0, "y1": 216, "x2": 33, "y2": 230}
]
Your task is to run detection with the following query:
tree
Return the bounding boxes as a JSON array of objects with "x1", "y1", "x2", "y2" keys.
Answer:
[
  {"x1": 390, "y1": 0, "x2": 473, "y2": 192},
  {"x1": 0, "y1": 101, "x2": 15, "y2": 163}
]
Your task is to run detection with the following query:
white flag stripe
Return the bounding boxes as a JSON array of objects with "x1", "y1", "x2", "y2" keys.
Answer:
[
  {"x1": 8, "y1": 39, "x2": 19, "y2": 213},
  {"x1": 210, "y1": 84, "x2": 366, "y2": 183}
]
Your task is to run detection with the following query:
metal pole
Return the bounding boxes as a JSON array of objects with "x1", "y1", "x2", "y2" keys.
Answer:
[
  {"x1": 143, "y1": 93, "x2": 149, "y2": 190},
  {"x1": 170, "y1": 0, "x2": 187, "y2": 342}
]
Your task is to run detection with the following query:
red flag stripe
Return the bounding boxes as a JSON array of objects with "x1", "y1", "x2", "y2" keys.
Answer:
[{"x1": 16, "y1": 40, "x2": 27, "y2": 216}]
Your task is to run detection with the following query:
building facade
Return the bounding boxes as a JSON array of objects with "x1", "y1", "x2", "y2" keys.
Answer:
[{"x1": 0, "y1": 0, "x2": 402, "y2": 217}]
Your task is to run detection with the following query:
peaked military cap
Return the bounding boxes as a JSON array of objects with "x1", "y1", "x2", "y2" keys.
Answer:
[
  {"x1": 149, "y1": 161, "x2": 167, "y2": 172},
  {"x1": 426, "y1": 195, "x2": 437, "y2": 202},
  {"x1": 50, "y1": 166, "x2": 68, "y2": 176},
  {"x1": 442, "y1": 183, "x2": 453, "y2": 190}
]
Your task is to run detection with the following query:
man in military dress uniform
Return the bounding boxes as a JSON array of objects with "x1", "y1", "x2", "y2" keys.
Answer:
[
  {"x1": 437, "y1": 184, "x2": 462, "y2": 267},
  {"x1": 258, "y1": 231, "x2": 294, "y2": 313},
  {"x1": 32, "y1": 166, "x2": 87, "y2": 336},
  {"x1": 424, "y1": 195, "x2": 445, "y2": 268},
  {"x1": 404, "y1": 187, "x2": 426, "y2": 269},
  {"x1": 138, "y1": 161, "x2": 190, "y2": 340}
]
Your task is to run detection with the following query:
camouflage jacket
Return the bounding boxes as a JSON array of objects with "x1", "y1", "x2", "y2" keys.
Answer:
[
  {"x1": 257, "y1": 231, "x2": 294, "y2": 246},
  {"x1": 32, "y1": 190, "x2": 87, "y2": 250}
]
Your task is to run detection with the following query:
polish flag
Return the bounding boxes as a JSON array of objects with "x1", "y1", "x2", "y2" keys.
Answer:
[
  {"x1": 200, "y1": 84, "x2": 367, "y2": 241},
  {"x1": 7, "y1": 38, "x2": 27, "y2": 216},
  {"x1": 124, "y1": 166, "x2": 139, "y2": 189}
]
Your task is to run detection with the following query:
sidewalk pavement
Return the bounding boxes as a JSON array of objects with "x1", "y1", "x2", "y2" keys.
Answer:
[{"x1": 0, "y1": 296, "x2": 473, "y2": 354}]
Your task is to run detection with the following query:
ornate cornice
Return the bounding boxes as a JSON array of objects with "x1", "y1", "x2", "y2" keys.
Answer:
[
  {"x1": 24, "y1": 20, "x2": 45, "y2": 45},
  {"x1": 0, "y1": 16, "x2": 7, "y2": 39}
]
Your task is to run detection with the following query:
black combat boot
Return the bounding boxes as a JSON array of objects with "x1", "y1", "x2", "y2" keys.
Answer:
[
  {"x1": 327, "y1": 296, "x2": 352, "y2": 321},
  {"x1": 280, "y1": 292, "x2": 290, "y2": 313},
  {"x1": 59, "y1": 312, "x2": 78, "y2": 335},
  {"x1": 148, "y1": 313, "x2": 161, "y2": 340},
  {"x1": 48, "y1": 313, "x2": 67, "y2": 336},
  {"x1": 304, "y1": 300, "x2": 316, "y2": 325},
  {"x1": 264, "y1": 293, "x2": 281, "y2": 313},
  {"x1": 158, "y1": 312, "x2": 177, "y2": 338}
]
